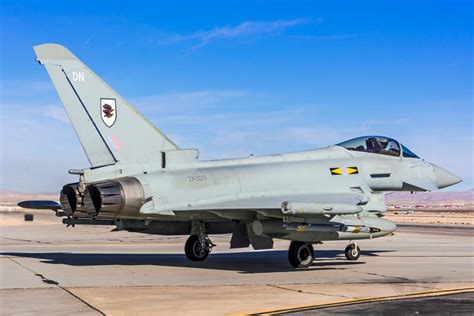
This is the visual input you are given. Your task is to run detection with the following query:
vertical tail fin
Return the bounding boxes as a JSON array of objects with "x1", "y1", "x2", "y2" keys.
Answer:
[{"x1": 34, "y1": 43, "x2": 178, "y2": 167}]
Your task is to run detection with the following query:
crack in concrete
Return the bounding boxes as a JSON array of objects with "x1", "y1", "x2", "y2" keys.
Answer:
[
  {"x1": 1, "y1": 237, "x2": 51, "y2": 244},
  {"x1": 362, "y1": 271, "x2": 412, "y2": 282},
  {"x1": 4, "y1": 256, "x2": 105, "y2": 315},
  {"x1": 348, "y1": 269, "x2": 445, "y2": 291},
  {"x1": 267, "y1": 284, "x2": 352, "y2": 298}
]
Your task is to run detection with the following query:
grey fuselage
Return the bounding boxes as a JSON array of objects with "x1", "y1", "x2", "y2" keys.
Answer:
[{"x1": 72, "y1": 145, "x2": 448, "y2": 242}]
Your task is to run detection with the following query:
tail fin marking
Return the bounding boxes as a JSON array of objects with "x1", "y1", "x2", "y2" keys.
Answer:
[{"x1": 34, "y1": 43, "x2": 178, "y2": 167}]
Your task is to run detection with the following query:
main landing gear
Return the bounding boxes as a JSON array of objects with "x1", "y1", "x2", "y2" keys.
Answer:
[
  {"x1": 288, "y1": 241, "x2": 314, "y2": 268},
  {"x1": 345, "y1": 241, "x2": 361, "y2": 261},
  {"x1": 287, "y1": 241, "x2": 361, "y2": 268},
  {"x1": 184, "y1": 221, "x2": 215, "y2": 261}
]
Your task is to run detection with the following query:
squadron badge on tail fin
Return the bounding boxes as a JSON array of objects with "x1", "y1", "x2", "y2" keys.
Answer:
[{"x1": 101, "y1": 98, "x2": 117, "y2": 127}]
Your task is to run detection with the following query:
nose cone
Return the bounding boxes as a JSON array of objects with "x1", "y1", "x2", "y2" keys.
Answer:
[{"x1": 433, "y1": 165, "x2": 462, "y2": 189}]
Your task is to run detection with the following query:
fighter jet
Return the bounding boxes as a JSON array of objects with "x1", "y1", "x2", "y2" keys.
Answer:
[{"x1": 19, "y1": 44, "x2": 462, "y2": 268}]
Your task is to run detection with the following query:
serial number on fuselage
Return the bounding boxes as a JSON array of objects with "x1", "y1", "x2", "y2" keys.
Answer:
[{"x1": 187, "y1": 175, "x2": 208, "y2": 182}]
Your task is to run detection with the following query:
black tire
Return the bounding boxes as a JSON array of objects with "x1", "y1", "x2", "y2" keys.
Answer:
[
  {"x1": 345, "y1": 244, "x2": 361, "y2": 261},
  {"x1": 288, "y1": 241, "x2": 314, "y2": 268},
  {"x1": 185, "y1": 235, "x2": 209, "y2": 261}
]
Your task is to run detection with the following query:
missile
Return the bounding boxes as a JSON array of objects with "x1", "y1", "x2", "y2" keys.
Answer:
[
  {"x1": 283, "y1": 223, "x2": 376, "y2": 233},
  {"x1": 281, "y1": 201, "x2": 363, "y2": 216}
]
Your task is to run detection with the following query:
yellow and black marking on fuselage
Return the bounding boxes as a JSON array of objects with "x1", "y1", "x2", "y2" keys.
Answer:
[
  {"x1": 347, "y1": 166, "x2": 359, "y2": 174},
  {"x1": 330, "y1": 167, "x2": 343, "y2": 175},
  {"x1": 330, "y1": 167, "x2": 359, "y2": 175}
]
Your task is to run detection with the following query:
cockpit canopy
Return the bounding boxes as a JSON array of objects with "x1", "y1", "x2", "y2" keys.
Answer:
[{"x1": 337, "y1": 136, "x2": 419, "y2": 158}]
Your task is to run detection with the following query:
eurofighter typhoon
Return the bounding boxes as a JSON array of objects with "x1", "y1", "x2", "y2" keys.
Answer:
[{"x1": 19, "y1": 44, "x2": 462, "y2": 268}]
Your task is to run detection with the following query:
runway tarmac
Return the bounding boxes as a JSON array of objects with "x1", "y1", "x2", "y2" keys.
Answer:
[
  {"x1": 0, "y1": 212, "x2": 473, "y2": 315},
  {"x1": 280, "y1": 291, "x2": 474, "y2": 315}
]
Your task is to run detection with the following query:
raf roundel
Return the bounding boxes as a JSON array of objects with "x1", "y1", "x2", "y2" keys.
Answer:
[{"x1": 100, "y1": 98, "x2": 117, "y2": 127}]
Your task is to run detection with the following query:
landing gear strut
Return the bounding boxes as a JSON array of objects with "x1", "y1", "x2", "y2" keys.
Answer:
[
  {"x1": 288, "y1": 241, "x2": 314, "y2": 268},
  {"x1": 345, "y1": 241, "x2": 360, "y2": 261},
  {"x1": 185, "y1": 221, "x2": 215, "y2": 262}
]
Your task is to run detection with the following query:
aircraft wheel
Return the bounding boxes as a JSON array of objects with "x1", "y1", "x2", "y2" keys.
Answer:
[
  {"x1": 185, "y1": 235, "x2": 210, "y2": 261},
  {"x1": 288, "y1": 241, "x2": 314, "y2": 268},
  {"x1": 345, "y1": 244, "x2": 361, "y2": 261}
]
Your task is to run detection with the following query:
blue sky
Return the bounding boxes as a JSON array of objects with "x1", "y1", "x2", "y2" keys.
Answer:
[{"x1": 0, "y1": 0, "x2": 472, "y2": 192}]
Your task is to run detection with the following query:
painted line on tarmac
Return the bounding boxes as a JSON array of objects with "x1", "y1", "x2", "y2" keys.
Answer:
[{"x1": 239, "y1": 287, "x2": 474, "y2": 316}]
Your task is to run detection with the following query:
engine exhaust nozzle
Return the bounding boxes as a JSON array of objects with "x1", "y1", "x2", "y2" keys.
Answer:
[
  {"x1": 83, "y1": 177, "x2": 145, "y2": 218},
  {"x1": 59, "y1": 183, "x2": 81, "y2": 216}
]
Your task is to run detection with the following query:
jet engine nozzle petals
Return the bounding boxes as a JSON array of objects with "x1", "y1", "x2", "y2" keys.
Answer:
[{"x1": 83, "y1": 177, "x2": 146, "y2": 218}]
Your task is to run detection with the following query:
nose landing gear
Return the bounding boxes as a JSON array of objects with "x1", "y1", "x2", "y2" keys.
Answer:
[{"x1": 345, "y1": 241, "x2": 361, "y2": 261}]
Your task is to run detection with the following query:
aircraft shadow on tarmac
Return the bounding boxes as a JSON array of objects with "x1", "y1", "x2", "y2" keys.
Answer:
[{"x1": 2, "y1": 249, "x2": 395, "y2": 274}]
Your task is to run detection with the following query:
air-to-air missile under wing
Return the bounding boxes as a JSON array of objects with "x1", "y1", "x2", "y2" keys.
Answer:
[{"x1": 19, "y1": 44, "x2": 462, "y2": 268}]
